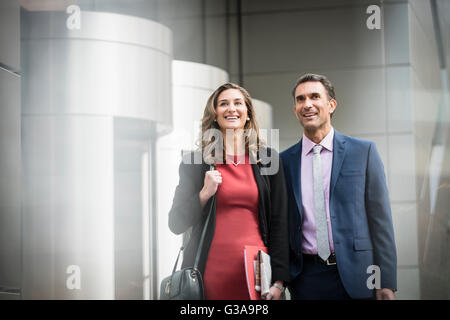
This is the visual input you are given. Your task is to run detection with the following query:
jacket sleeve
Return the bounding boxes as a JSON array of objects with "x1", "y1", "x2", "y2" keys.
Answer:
[
  {"x1": 365, "y1": 142, "x2": 397, "y2": 290},
  {"x1": 267, "y1": 150, "x2": 291, "y2": 284},
  {"x1": 168, "y1": 158, "x2": 205, "y2": 235}
]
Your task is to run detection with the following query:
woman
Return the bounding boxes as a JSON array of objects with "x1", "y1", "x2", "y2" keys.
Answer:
[{"x1": 168, "y1": 82, "x2": 289, "y2": 300}]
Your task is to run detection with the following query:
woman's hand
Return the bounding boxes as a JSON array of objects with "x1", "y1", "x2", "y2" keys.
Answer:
[
  {"x1": 265, "y1": 281, "x2": 284, "y2": 300},
  {"x1": 199, "y1": 169, "x2": 222, "y2": 207}
]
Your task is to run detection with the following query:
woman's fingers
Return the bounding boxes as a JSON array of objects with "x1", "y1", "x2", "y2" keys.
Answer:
[
  {"x1": 200, "y1": 170, "x2": 223, "y2": 206},
  {"x1": 206, "y1": 170, "x2": 222, "y2": 183},
  {"x1": 203, "y1": 170, "x2": 222, "y2": 197}
]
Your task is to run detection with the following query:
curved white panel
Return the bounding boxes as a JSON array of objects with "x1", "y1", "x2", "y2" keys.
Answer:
[
  {"x1": 253, "y1": 98, "x2": 273, "y2": 130},
  {"x1": 156, "y1": 61, "x2": 228, "y2": 295},
  {"x1": 254, "y1": 98, "x2": 276, "y2": 151},
  {"x1": 173, "y1": 60, "x2": 229, "y2": 90},
  {"x1": 21, "y1": 10, "x2": 172, "y2": 124},
  {"x1": 22, "y1": 11, "x2": 172, "y2": 53},
  {"x1": 22, "y1": 115, "x2": 115, "y2": 299},
  {"x1": 21, "y1": 11, "x2": 173, "y2": 299}
]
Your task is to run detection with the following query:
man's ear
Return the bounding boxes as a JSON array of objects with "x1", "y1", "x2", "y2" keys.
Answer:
[
  {"x1": 329, "y1": 99, "x2": 337, "y2": 115},
  {"x1": 294, "y1": 105, "x2": 300, "y2": 120}
]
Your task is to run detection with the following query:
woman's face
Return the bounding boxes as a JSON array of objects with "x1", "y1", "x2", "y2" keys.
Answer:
[{"x1": 215, "y1": 89, "x2": 248, "y2": 132}]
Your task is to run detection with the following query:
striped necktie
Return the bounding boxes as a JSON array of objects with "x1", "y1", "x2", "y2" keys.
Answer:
[{"x1": 313, "y1": 145, "x2": 331, "y2": 261}]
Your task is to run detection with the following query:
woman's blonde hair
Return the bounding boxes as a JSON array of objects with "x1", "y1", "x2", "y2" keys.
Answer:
[{"x1": 197, "y1": 82, "x2": 265, "y2": 165}]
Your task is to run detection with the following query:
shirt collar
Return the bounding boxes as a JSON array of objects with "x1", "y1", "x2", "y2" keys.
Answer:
[{"x1": 302, "y1": 127, "x2": 334, "y2": 155}]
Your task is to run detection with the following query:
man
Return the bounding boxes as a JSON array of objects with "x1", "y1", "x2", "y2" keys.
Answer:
[{"x1": 280, "y1": 73, "x2": 397, "y2": 300}]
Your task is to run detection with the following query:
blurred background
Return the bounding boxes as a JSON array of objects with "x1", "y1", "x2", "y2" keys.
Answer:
[{"x1": 0, "y1": 0, "x2": 449, "y2": 299}]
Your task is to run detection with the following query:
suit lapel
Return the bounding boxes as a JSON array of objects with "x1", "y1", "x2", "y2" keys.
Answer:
[
  {"x1": 330, "y1": 130, "x2": 347, "y2": 200},
  {"x1": 289, "y1": 141, "x2": 303, "y2": 216}
]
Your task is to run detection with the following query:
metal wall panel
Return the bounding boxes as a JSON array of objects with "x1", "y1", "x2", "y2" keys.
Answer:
[
  {"x1": 22, "y1": 115, "x2": 115, "y2": 299},
  {"x1": 0, "y1": 0, "x2": 20, "y2": 71},
  {"x1": 0, "y1": 69, "x2": 21, "y2": 300},
  {"x1": 21, "y1": 10, "x2": 172, "y2": 299},
  {"x1": 21, "y1": 10, "x2": 172, "y2": 124},
  {"x1": 0, "y1": 0, "x2": 21, "y2": 300}
]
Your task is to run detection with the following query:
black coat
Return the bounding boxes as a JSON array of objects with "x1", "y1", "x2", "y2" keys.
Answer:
[{"x1": 168, "y1": 149, "x2": 290, "y2": 283}]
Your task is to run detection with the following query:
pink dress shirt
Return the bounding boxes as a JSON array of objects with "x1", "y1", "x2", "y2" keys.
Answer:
[{"x1": 301, "y1": 127, "x2": 335, "y2": 255}]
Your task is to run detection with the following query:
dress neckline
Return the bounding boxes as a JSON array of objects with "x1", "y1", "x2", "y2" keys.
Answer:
[{"x1": 224, "y1": 153, "x2": 248, "y2": 166}]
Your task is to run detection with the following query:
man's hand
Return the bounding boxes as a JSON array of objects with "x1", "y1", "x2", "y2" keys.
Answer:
[
  {"x1": 375, "y1": 288, "x2": 395, "y2": 300},
  {"x1": 265, "y1": 281, "x2": 283, "y2": 300}
]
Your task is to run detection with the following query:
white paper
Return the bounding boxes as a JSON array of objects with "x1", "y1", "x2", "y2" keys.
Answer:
[{"x1": 260, "y1": 250, "x2": 272, "y2": 299}]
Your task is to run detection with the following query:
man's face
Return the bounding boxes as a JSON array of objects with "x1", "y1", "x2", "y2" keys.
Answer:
[{"x1": 293, "y1": 81, "x2": 336, "y2": 134}]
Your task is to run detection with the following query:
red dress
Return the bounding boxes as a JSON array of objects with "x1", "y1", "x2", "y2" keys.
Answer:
[{"x1": 203, "y1": 154, "x2": 265, "y2": 300}]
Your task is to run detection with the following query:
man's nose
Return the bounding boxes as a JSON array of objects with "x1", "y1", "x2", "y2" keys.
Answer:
[{"x1": 304, "y1": 98, "x2": 313, "y2": 108}]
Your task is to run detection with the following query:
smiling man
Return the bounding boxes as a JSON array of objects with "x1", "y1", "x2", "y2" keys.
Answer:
[{"x1": 280, "y1": 73, "x2": 397, "y2": 300}]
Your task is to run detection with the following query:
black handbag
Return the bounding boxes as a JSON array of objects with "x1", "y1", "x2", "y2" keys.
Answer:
[{"x1": 160, "y1": 170, "x2": 216, "y2": 300}]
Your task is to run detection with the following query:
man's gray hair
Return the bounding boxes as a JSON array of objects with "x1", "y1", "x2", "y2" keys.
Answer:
[{"x1": 291, "y1": 73, "x2": 336, "y2": 102}]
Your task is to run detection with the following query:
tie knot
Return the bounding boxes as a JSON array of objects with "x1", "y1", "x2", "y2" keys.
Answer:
[{"x1": 313, "y1": 145, "x2": 323, "y2": 154}]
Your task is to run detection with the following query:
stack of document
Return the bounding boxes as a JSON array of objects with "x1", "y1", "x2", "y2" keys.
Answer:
[{"x1": 244, "y1": 245, "x2": 272, "y2": 300}]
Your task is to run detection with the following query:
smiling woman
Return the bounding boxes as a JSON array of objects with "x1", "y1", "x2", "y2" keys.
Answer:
[
  {"x1": 200, "y1": 82, "x2": 261, "y2": 166},
  {"x1": 168, "y1": 82, "x2": 290, "y2": 300},
  {"x1": 215, "y1": 88, "x2": 249, "y2": 132}
]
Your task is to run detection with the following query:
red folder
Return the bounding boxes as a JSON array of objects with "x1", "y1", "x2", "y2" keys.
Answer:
[{"x1": 244, "y1": 245, "x2": 269, "y2": 300}]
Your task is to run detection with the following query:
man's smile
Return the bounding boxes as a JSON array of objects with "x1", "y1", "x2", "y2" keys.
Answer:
[{"x1": 302, "y1": 111, "x2": 318, "y2": 119}]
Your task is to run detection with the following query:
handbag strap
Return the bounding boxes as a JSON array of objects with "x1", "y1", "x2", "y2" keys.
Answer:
[
  {"x1": 171, "y1": 164, "x2": 216, "y2": 274},
  {"x1": 193, "y1": 164, "x2": 216, "y2": 270},
  {"x1": 193, "y1": 193, "x2": 215, "y2": 270},
  {"x1": 171, "y1": 246, "x2": 184, "y2": 274}
]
